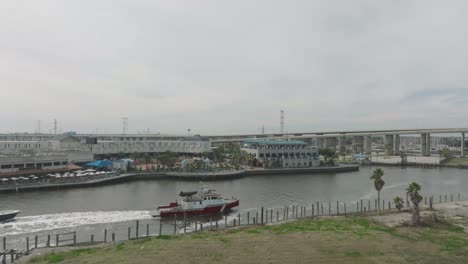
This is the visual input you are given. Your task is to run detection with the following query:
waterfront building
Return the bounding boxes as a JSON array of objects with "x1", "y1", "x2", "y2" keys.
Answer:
[
  {"x1": 241, "y1": 140, "x2": 320, "y2": 168},
  {"x1": 0, "y1": 154, "x2": 69, "y2": 173},
  {"x1": 0, "y1": 141, "x2": 48, "y2": 155},
  {"x1": 0, "y1": 135, "x2": 212, "y2": 156}
]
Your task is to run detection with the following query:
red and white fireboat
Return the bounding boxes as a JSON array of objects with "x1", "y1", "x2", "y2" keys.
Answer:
[{"x1": 154, "y1": 184, "x2": 239, "y2": 217}]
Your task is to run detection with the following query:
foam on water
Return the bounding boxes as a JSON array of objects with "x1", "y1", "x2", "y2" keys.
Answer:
[
  {"x1": 359, "y1": 183, "x2": 407, "y2": 200},
  {"x1": 0, "y1": 210, "x2": 152, "y2": 236}
]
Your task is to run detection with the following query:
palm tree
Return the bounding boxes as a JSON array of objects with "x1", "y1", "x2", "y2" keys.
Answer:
[
  {"x1": 406, "y1": 182, "x2": 423, "y2": 226},
  {"x1": 394, "y1": 197, "x2": 404, "y2": 212},
  {"x1": 370, "y1": 168, "x2": 385, "y2": 213}
]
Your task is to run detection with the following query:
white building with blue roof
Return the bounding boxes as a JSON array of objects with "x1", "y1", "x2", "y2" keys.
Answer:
[{"x1": 241, "y1": 139, "x2": 320, "y2": 168}]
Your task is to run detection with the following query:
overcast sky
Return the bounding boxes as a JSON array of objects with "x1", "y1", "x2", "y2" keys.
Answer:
[{"x1": 1, "y1": 1, "x2": 468, "y2": 135}]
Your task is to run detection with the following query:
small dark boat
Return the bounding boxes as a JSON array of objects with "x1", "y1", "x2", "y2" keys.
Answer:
[{"x1": 0, "y1": 210, "x2": 20, "y2": 222}]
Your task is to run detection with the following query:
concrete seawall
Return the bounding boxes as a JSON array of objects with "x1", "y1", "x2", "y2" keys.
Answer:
[
  {"x1": 244, "y1": 165, "x2": 359, "y2": 176},
  {"x1": 0, "y1": 165, "x2": 359, "y2": 192}
]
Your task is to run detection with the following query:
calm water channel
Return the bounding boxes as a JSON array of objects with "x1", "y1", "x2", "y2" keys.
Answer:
[{"x1": 0, "y1": 166, "x2": 467, "y2": 248}]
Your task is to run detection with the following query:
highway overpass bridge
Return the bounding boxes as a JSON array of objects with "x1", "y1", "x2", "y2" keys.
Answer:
[{"x1": 208, "y1": 127, "x2": 468, "y2": 157}]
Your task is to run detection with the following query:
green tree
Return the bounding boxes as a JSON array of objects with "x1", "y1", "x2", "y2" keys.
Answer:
[
  {"x1": 370, "y1": 168, "x2": 385, "y2": 213},
  {"x1": 157, "y1": 151, "x2": 178, "y2": 169},
  {"x1": 438, "y1": 148, "x2": 453, "y2": 159},
  {"x1": 406, "y1": 182, "x2": 423, "y2": 226},
  {"x1": 394, "y1": 196, "x2": 404, "y2": 212},
  {"x1": 319, "y1": 149, "x2": 336, "y2": 161},
  {"x1": 400, "y1": 152, "x2": 408, "y2": 165}
]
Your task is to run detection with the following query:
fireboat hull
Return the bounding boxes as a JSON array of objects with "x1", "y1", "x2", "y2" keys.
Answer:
[{"x1": 156, "y1": 200, "x2": 239, "y2": 217}]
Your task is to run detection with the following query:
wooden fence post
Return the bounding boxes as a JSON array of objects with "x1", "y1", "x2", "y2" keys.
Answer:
[
  {"x1": 112, "y1": 233, "x2": 115, "y2": 242},
  {"x1": 286, "y1": 206, "x2": 289, "y2": 219},
  {"x1": 429, "y1": 197, "x2": 433, "y2": 209},
  {"x1": 336, "y1": 201, "x2": 339, "y2": 215},
  {"x1": 34, "y1": 235, "x2": 38, "y2": 249},
  {"x1": 277, "y1": 210, "x2": 279, "y2": 222},
  {"x1": 445, "y1": 194, "x2": 447, "y2": 203},
  {"x1": 46, "y1": 235, "x2": 50, "y2": 247},
  {"x1": 216, "y1": 220, "x2": 219, "y2": 230},
  {"x1": 210, "y1": 218, "x2": 213, "y2": 230},
  {"x1": 247, "y1": 212, "x2": 250, "y2": 225},
  {"x1": 388, "y1": 201, "x2": 391, "y2": 210},
  {"x1": 424, "y1": 196, "x2": 427, "y2": 205},
  {"x1": 316, "y1": 202, "x2": 319, "y2": 215},
  {"x1": 368, "y1": 200, "x2": 370, "y2": 212},
  {"x1": 344, "y1": 203, "x2": 347, "y2": 215},
  {"x1": 261, "y1": 206, "x2": 264, "y2": 223},
  {"x1": 375, "y1": 199, "x2": 377, "y2": 211},
  {"x1": 271, "y1": 209, "x2": 273, "y2": 222},
  {"x1": 26, "y1": 237, "x2": 29, "y2": 253},
  {"x1": 56, "y1": 234, "x2": 59, "y2": 247},
  {"x1": 3, "y1": 237, "x2": 6, "y2": 251},
  {"x1": 173, "y1": 215, "x2": 177, "y2": 235},
  {"x1": 360, "y1": 200, "x2": 363, "y2": 212},
  {"x1": 328, "y1": 203, "x2": 331, "y2": 215},
  {"x1": 73, "y1": 232, "x2": 77, "y2": 245},
  {"x1": 104, "y1": 229, "x2": 107, "y2": 243},
  {"x1": 383, "y1": 200, "x2": 385, "y2": 211},
  {"x1": 91, "y1": 234, "x2": 94, "y2": 243},
  {"x1": 312, "y1": 204, "x2": 314, "y2": 217},
  {"x1": 136, "y1": 220, "x2": 139, "y2": 239},
  {"x1": 147, "y1": 224, "x2": 150, "y2": 237},
  {"x1": 321, "y1": 203, "x2": 324, "y2": 215},
  {"x1": 159, "y1": 221, "x2": 162, "y2": 236}
]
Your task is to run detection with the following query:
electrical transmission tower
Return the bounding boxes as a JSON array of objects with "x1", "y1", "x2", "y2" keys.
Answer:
[
  {"x1": 36, "y1": 120, "x2": 41, "y2": 134},
  {"x1": 53, "y1": 119, "x2": 58, "y2": 135},
  {"x1": 280, "y1": 110, "x2": 285, "y2": 134},
  {"x1": 122, "y1": 117, "x2": 128, "y2": 135}
]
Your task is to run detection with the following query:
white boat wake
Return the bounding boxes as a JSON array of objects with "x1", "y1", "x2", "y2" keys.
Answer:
[{"x1": 0, "y1": 210, "x2": 153, "y2": 236}]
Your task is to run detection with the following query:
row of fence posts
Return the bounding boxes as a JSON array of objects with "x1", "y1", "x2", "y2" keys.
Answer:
[{"x1": 1, "y1": 193, "x2": 463, "y2": 263}]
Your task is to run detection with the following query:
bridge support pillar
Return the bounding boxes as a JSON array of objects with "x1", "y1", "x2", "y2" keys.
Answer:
[
  {"x1": 328, "y1": 137, "x2": 337, "y2": 150},
  {"x1": 338, "y1": 137, "x2": 346, "y2": 153},
  {"x1": 462, "y1": 133, "x2": 465, "y2": 157},
  {"x1": 353, "y1": 136, "x2": 364, "y2": 154},
  {"x1": 420, "y1": 133, "x2": 427, "y2": 156},
  {"x1": 316, "y1": 138, "x2": 325, "y2": 149},
  {"x1": 426, "y1": 133, "x2": 431, "y2": 156},
  {"x1": 384, "y1": 135, "x2": 394, "y2": 156},
  {"x1": 393, "y1": 135, "x2": 400, "y2": 155},
  {"x1": 364, "y1": 136, "x2": 372, "y2": 155}
]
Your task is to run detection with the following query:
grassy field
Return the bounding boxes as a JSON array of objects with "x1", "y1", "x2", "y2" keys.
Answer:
[
  {"x1": 443, "y1": 157, "x2": 468, "y2": 167},
  {"x1": 28, "y1": 217, "x2": 468, "y2": 264}
]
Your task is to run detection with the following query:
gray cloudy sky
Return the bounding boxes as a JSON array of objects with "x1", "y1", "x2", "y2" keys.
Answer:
[{"x1": 1, "y1": 0, "x2": 468, "y2": 135}]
